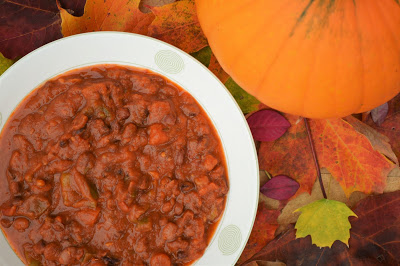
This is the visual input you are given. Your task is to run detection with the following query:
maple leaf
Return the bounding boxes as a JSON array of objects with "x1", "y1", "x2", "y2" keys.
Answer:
[
  {"x1": 259, "y1": 116, "x2": 395, "y2": 197},
  {"x1": 0, "y1": 52, "x2": 14, "y2": 75},
  {"x1": 237, "y1": 203, "x2": 280, "y2": 264},
  {"x1": 59, "y1": 0, "x2": 155, "y2": 36},
  {"x1": 147, "y1": 0, "x2": 207, "y2": 54},
  {"x1": 0, "y1": 0, "x2": 64, "y2": 59},
  {"x1": 295, "y1": 199, "x2": 357, "y2": 247},
  {"x1": 244, "y1": 191, "x2": 400, "y2": 265}
]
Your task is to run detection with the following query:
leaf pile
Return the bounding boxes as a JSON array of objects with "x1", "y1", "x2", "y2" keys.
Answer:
[
  {"x1": 244, "y1": 191, "x2": 400, "y2": 265},
  {"x1": 258, "y1": 115, "x2": 395, "y2": 198}
]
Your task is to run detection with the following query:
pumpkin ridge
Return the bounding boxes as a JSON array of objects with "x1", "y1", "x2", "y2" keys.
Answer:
[
  {"x1": 290, "y1": 0, "x2": 316, "y2": 37},
  {"x1": 351, "y1": 0, "x2": 366, "y2": 114}
]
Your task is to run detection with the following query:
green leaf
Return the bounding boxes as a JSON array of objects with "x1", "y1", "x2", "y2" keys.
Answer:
[
  {"x1": 225, "y1": 77, "x2": 260, "y2": 114},
  {"x1": 294, "y1": 199, "x2": 357, "y2": 248},
  {"x1": 190, "y1": 46, "x2": 212, "y2": 67},
  {"x1": 0, "y1": 53, "x2": 14, "y2": 75}
]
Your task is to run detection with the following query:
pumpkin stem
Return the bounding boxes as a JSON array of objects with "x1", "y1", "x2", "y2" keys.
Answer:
[{"x1": 304, "y1": 118, "x2": 327, "y2": 199}]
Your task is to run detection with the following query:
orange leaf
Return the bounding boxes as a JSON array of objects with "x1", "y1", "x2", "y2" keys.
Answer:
[
  {"x1": 147, "y1": 0, "x2": 208, "y2": 54},
  {"x1": 259, "y1": 116, "x2": 394, "y2": 198},
  {"x1": 59, "y1": 0, "x2": 155, "y2": 36},
  {"x1": 236, "y1": 203, "x2": 279, "y2": 265}
]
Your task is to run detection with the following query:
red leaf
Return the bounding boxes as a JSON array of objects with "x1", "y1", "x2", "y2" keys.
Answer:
[
  {"x1": 371, "y1": 103, "x2": 389, "y2": 126},
  {"x1": 247, "y1": 110, "x2": 290, "y2": 141},
  {"x1": 260, "y1": 175, "x2": 299, "y2": 201},
  {"x1": 0, "y1": 0, "x2": 63, "y2": 59}
]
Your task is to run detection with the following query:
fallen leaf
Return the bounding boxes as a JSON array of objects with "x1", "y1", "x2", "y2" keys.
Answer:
[
  {"x1": 259, "y1": 116, "x2": 395, "y2": 197},
  {"x1": 368, "y1": 94, "x2": 400, "y2": 162},
  {"x1": 295, "y1": 199, "x2": 357, "y2": 247},
  {"x1": 59, "y1": 0, "x2": 155, "y2": 36},
  {"x1": 247, "y1": 110, "x2": 289, "y2": 141},
  {"x1": 244, "y1": 191, "x2": 400, "y2": 265},
  {"x1": 344, "y1": 115, "x2": 398, "y2": 165},
  {"x1": 139, "y1": 0, "x2": 176, "y2": 13},
  {"x1": 59, "y1": 0, "x2": 87, "y2": 16},
  {"x1": 226, "y1": 78, "x2": 261, "y2": 114},
  {"x1": 208, "y1": 53, "x2": 229, "y2": 83},
  {"x1": 371, "y1": 103, "x2": 389, "y2": 126},
  {"x1": 0, "y1": 52, "x2": 14, "y2": 75},
  {"x1": 190, "y1": 46, "x2": 211, "y2": 67},
  {"x1": 277, "y1": 174, "x2": 348, "y2": 234},
  {"x1": 385, "y1": 168, "x2": 400, "y2": 193},
  {"x1": 0, "y1": 0, "x2": 63, "y2": 59},
  {"x1": 260, "y1": 175, "x2": 299, "y2": 201},
  {"x1": 245, "y1": 261, "x2": 286, "y2": 266},
  {"x1": 237, "y1": 203, "x2": 280, "y2": 264},
  {"x1": 259, "y1": 115, "x2": 316, "y2": 196},
  {"x1": 147, "y1": 0, "x2": 207, "y2": 54}
]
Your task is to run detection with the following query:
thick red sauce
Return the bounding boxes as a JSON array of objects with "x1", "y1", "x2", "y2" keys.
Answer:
[{"x1": 0, "y1": 65, "x2": 229, "y2": 266}]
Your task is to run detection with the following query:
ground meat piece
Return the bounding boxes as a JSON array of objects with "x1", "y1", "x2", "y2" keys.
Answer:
[
  {"x1": 148, "y1": 124, "x2": 169, "y2": 145},
  {"x1": 59, "y1": 247, "x2": 84, "y2": 265},
  {"x1": 150, "y1": 253, "x2": 171, "y2": 266},
  {"x1": 148, "y1": 101, "x2": 171, "y2": 125}
]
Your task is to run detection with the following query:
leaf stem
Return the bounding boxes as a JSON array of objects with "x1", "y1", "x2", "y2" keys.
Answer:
[
  {"x1": 264, "y1": 170, "x2": 273, "y2": 180},
  {"x1": 304, "y1": 118, "x2": 327, "y2": 199}
]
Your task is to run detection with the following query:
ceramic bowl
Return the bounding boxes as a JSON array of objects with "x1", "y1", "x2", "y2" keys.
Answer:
[{"x1": 0, "y1": 32, "x2": 259, "y2": 266}]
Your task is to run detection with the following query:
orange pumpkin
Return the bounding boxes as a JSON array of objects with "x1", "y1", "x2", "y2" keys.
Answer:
[{"x1": 196, "y1": 0, "x2": 400, "y2": 118}]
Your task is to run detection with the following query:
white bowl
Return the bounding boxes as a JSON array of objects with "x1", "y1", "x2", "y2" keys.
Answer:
[{"x1": 0, "y1": 32, "x2": 259, "y2": 266}]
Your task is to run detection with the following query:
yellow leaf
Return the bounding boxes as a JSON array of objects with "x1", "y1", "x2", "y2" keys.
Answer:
[
  {"x1": 0, "y1": 53, "x2": 14, "y2": 75},
  {"x1": 294, "y1": 199, "x2": 357, "y2": 248}
]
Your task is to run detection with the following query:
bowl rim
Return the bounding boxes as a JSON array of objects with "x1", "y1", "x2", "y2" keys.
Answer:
[{"x1": 0, "y1": 31, "x2": 259, "y2": 266}]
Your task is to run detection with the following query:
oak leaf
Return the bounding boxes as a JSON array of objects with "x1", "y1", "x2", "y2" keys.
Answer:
[
  {"x1": 147, "y1": 0, "x2": 207, "y2": 54},
  {"x1": 244, "y1": 191, "x2": 400, "y2": 265},
  {"x1": 0, "y1": 0, "x2": 63, "y2": 59},
  {"x1": 59, "y1": 0, "x2": 155, "y2": 36},
  {"x1": 259, "y1": 116, "x2": 395, "y2": 197},
  {"x1": 295, "y1": 199, "x2": 356, "y2": 247}
]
